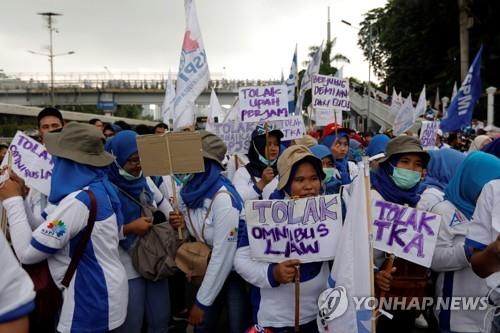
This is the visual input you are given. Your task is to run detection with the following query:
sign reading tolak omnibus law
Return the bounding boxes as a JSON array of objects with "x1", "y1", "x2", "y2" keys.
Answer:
[
  {"x1": 312, "y1": 74, "x2": 350, "y2": 111},
  {"x1": 419, "y1": 121, "x2": 438, "y2": 150},
  {"x1": 0, "y1": 131, "x2": 53, "y2": 196},
  {"x1": 212, "y1": 115, "x2": 305, "y2": 154},
  {"x1": 239, "y1": 85, "x2": 289, "y2": 122},
  {"x1": 245, "y1": 195, "x2": 343, "y2": 263},
  {"x1": 371, "y1": 199, "x2": 441, "y2": 267}
]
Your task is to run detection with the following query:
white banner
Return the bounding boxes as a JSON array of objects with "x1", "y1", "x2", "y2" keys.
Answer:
[
  {"x1": 314, "y1": 108, "x2": 343, "y2": 127},
  {"x1": 245, "y1": 194, "x2": 343, "y2": 263},
  {"x1": 239, "y1": 85, "x2": 289, "y2": 123},
  {"x1": 312, "y1": 74, "x2": 350, "y2": 111},
  {"x1": 0, "y1": 131, "x2": 53, "y2": 196},
  {"x1": 419, "y1": 121, "x2": 438, "y2": 150}
]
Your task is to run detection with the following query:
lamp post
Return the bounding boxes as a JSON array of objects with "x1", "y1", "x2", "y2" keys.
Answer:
[
  {"x1": 341, "y1": 19, "x2": 372, "y2": 132},
  {"x1": 28, "y1": 12, "x2": 74, "y2": 106}
]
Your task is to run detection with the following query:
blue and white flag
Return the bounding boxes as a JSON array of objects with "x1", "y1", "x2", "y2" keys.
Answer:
[
  {"x1": 318, "y1": 165, "x2": 373, "y2": 333},
  {"x1": 440, "y1": 46, "x2": 483, "y2": 132},
  {"x1": 161, "y1": 71, "x2": 176, "y2": 126},
  {"x1": 414, "y1": 85, "x2": 427, "y2": 119},
  {"x1": 296, "y1": 42, "x2": 323, "y2": 112},
  {"x1": 174, "y1": 0, "x2": 210, "y2": 130},
  {"x1": 205, "y1": 88, "x2": 224, "y2": 133},
  {"x1": 393, "y1": 94, "x2": 415, "y2": 136},
  {"x1": 286, "y1": 45, "x2": 298, "y2": 114}
]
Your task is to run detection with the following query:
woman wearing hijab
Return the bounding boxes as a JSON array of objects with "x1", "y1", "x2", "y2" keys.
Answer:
[
  {"x1": 371, "y1": 136, "x2": 430, "y2": 331},
  {"x1": 233, "y1": 124, "x2": 283, "y2": 201},
  {"x1": 235, "y1": 145, "x2": 328, "y2": 332},
  {"x1": 106, "y1": 130, "x2": 175, "y2": 333},
  {"x1": 468, "y1": 134, "x2": 492, "y2": 153},
  {"x1": 417, "y1": 148, "x2": 466, "y2": 211},
  {"x1": 429, "y1": 152, "x2": 500, "y2": 333},
  {"x1": 309, "y1": 144, "x2": 342, "y2": 195},
  {"x1": 320, "y1": 125, "x2": 358, "y2": 185},
  {"x1": 176, "y1": 131, "x2": 249, "y2": 333},
  {"x1": 481, "y1": 137, "x2": 500, "y2": 158},
  {"x1": 0, "y1": 122, "x2": 128, "y2": 332}
]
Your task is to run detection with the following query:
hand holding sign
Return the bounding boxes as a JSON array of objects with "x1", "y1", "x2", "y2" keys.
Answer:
[{"x1": 273, "y1": 259, "x2": 300, "y2": 284}]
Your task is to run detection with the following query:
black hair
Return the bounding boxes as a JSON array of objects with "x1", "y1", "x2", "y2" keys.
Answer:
[
  {"x1": 0, "y1": 143, "x2": 8, "y2": 149},
  {"x1": 89, "y1": 118, "x2": 102, "y2": 125},
  {"x1": 135, "y1": 124, "x2": 154, "y2": 135},
  {"x1": 114, "y1": 120, "x2": 131, "y2": 131},
  {"x1": 154, "y1": 122, "x2": 169, "y2": 131},
  {"x1": 37, "y1": 107, "x2": 63, "y2": 128}
]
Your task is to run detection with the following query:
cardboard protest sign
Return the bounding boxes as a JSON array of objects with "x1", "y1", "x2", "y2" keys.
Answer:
[
  {"x1": 419, "y1": 121, "x2": 438, "y2": 150},
  {"x1": 212, "y1": 115, "x2": 305, "y2": 154},
  {"x1": 371, "y1": 199, "x2": 441, "y2": 267},
  {"x1": 239, "y1": 85, "x2": 289, "y2": 122},
  {"x1": 312, "y1": 74, "x2": 350, "y2": 111},
  {"x1": 0, "y1": 131, "x2": 53, "y2": 196},
  {"x1": 314, "y1": 108, "x2": 342, "y2": 127},
  {"x1": 136, "y1": 131, "x2": 204, "y2": 176},
  {"x1": 244, "y1": 194, "x2": 343, "y2": 263}
]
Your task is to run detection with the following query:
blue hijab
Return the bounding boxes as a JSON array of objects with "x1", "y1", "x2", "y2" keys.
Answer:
[
  {"x1": 105, "y1": 130, "x2": 153, "y2": 222},
  {"x1": 444, "y1": 151, "x2": 500, "y2": 220},
  {"x1": 418, "y1": 149, "x2": 466, "y2": 192},
  {"x1": 181, "y1": 159, "x2": 243, "y2": 211},
  {"x1": 481, "y1": 138, "x2": 500, "y2": 158},
  {"x1": 321, "y1": 132, "x2": 351, "y2": 185},
  {"x1": 371, "y1": 155, "x2": 421, "y2": 207},
  {"x1": 49, "y1": 156, "x2": 124, "y2": 227}
]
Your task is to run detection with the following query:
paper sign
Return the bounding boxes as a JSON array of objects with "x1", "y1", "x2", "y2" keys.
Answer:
[
  {"x1": 212, "y1": 115, "x2": 305, "y2": 154},
  {"x1": 371, "y1": 199, "x2": 441, "y2": 267},
  {"x1": 312, "y1": 74, "x2": 351, "y2": 111},
  {"x1": 314, "y1": 108, "x2": 343, "y2": 127},
  {"x1": 419, "y1": 121, "x2": 438, "y2": 150},
  {"x1": 136, "y1": 131, "x2": 204, "y2": 176},
  {"x1": 0, "y1": 131, "x2": 53, "y2": 196},
  {"x1": 245, "y1": 194, "x2": 343, "y2": 263},
  {"x1": 239, "y1": 85, "x2": 289, "y2": 122}
]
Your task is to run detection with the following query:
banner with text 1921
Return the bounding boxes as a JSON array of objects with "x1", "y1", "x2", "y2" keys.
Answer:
[
  {"x1": 244, "y1": 194, "x2": 342, "y2": 263},
  {"x1": 312, "y1": 74, "x2": 350, "y2": 112},
  {"x1": 239, "y1": 85, "x2": 289, "y2": 123},
  {"x1": 371, "y1": 199, "x2": 441, "y2": 267},
  {"x1": 0, "y1": 131, "x2": 53, "y2": 196}
]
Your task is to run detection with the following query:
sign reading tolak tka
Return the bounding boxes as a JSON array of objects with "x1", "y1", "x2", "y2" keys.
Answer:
[
  {"x1": 136, "y1": 131, "x2": 204, "y2": 176},
  {"x1": 244, "y1": 195, "x2": 343, "y2": 263}
]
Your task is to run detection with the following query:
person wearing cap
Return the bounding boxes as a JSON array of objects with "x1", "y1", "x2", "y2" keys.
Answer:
[
  {"x1": 233, "y1": 124, "x2": 283, "y2": 201},
  {"x1": 174, "y1": 131, "x2": 249, "y2": 332},
  {"x1": 370, "y1": 136, "x2": 430, "y2": 331},
  {"x1": 309, "y1": 144, "x2": 342, "y2": 195},
  {"x1": 416, "y1": 149, "x2": 465, "y2": 212},
  {"x1": 235, "y1": 145, "x2": 329, "y2": 332},
  {"x1": 320, "y1": 125, "x2": 358, "y2": 185},
  {"x1": 104, "y1": 130, "x2": 174, "y2": 333},
  {"x1": 427, "y1": 152, "x2": 500, "y2": 333},
  {"x1": 0, "y1": 122, "x2": 128, "y2": 332},
  {"x1": 365, "y1": 134, "x2": 390, "y2": 170}
]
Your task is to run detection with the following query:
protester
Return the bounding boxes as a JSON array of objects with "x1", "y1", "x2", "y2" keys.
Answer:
[
  {"x1": 320, "y1": 125, "x2": 358, "y2": 185},
  {"x1": 88, "y1": 118, "x2": 104, "y2": 132},
  {"x1": 0, "y1": 231, "x2": 35, "y2": 333},
  {"x1": 37, "y1": 107, "x2": 64, "y2": 143},
  {"x1": 371, "y1": 136, "x2": 430, "y2": 331},
  {"x1": 417, "y1": 148, "x2": 466, "y2": 211},
  {"x1": 0, "y1": 122, "x2": 128, "y2": 332},
  {"x1": 233, "y1": 124, "x2": 283, "y2": 201},
  {"x1": 436, "y1": 130, "x2": 450, "y2": 149},
  {"x1": 291, "y1": 134, "x2": 318, "y2": 148},
  {"x1": 235, "y1": 145, "x2": 328, "y2": 332},
  {"x1": 154, "y1": 122, "x2": 169, "y2": 134},
  {"x1": 174, "y1": 131, "x2": 249, "y2": 332},
  {"x1": 105, "y1": 130, "x2": 174, "y2": 333},
  {"x1": 0, "y1": 143, "x2": 8, "y2": 163},
  {"x1": 309, "y1": 144, "x2": 342, "y2": 195},
  {"x1": 481, "y1": 137, "x2": 500, "y2": 158},
  {"x1": 468, "y1": 134, "x2": 492, "y2": 153},
  {"x1": 103, "y1": 123, "x2": 117, "y2": 138},
  {"x1": 429, "y1": 152, "x2": 500, "y2": 332},
  {"x1": 365, "y1": 134, "x2": 390, "y2": 170}
]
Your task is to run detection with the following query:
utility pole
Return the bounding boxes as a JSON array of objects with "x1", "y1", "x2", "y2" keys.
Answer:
[
  {"x1": 458, "y1": 0, "x2": 473, "y2": 80},
  {"x1": 327, "y1": 7, "x2": 331, "y2": 43},
  {"x1": 367, "y1": 22, "x2": 373, "y2": 132}
]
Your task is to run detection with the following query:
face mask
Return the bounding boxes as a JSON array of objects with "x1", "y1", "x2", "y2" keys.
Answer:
[
  {"x1": 258, "y1": 153, "x2": 276, "y2": 166},
  {"x1": 176, "y1": 173, "x2": 194, "y2": 185},
  {"x1": 390, "y1": 167, "x2": 421, "y2": 190},
  {"x1": 323, "y1": 168, "x2": 335, "y2": 183},
  {"x1": 119, "y1": 168, "x2": 143, "y2": 181}
]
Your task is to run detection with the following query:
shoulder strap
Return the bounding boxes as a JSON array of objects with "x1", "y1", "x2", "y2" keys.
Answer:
[
  {"x1": 113, "y1": 184, "x2": 146, "y2": 209},
  {"x1": 61, "y1": 190, "x2": 97, "y2": 288}
]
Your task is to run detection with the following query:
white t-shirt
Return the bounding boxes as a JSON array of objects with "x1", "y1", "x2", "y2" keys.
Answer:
[
  {"x1": 417, "y1": 187, "x2": 444, "y2": 212},
  {"x1": 233, "y1": 166, "x2": 278, "y2": 201}
]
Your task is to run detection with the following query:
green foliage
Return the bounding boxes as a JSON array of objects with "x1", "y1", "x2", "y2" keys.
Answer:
[
  {"x1": 114, "y1": 105, "x2": 143, "y2": 119},
  {"x1": 0, "y1": 115, "x2": 37, "y2": 138}
]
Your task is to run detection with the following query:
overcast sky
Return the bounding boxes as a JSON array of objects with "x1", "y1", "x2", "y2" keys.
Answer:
[{"x1": 1, "y1": 0, "x2": 387, "y2": 81}]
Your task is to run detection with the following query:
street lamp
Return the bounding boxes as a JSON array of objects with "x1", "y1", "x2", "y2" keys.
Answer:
[
  {"x1": 27, "y1": 12, "x2": 75, "y2": 106},
  {"x1": 341, "y1": 19, "x2": 373, "y2": 132}
]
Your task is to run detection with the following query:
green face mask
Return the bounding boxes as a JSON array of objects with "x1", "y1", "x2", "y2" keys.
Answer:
[
  {"x1": 119, "y1": 168, "x2": 143, "y2": 181},
  {"x1": 323, "y1": 168, "x2": 335, "y2": 183},
  {"x1": 176, "y1": 173, "x2": 194, "y2": 185},
  {"x1": 390, "y1": 167, "x2": 421, "y2": 190}
]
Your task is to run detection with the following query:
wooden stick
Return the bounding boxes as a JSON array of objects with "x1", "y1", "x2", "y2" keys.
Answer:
[
  {"x1": 165, "y1": 134, "x2": 183, "y2": 240},
  {"x1": 294, "y1": 265, "x2": 301, "y2": 333},
  {"x1": 264, "y1": 122, "x2": 271, "y2": 167}
]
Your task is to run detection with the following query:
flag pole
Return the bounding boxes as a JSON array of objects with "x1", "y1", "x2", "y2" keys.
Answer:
[
  {"x1": 265, "y1": 122, "x2": 271, "y2": 167},
  {"x1": 165, "y1": 134, "x2": 183, "y2": 240},
  {"x1": 363, "y1": 157, "x2": 377, "y2": 333}
]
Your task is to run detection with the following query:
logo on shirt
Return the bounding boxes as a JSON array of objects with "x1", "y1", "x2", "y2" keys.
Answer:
[
  {"x1": 449, "y1": 210, "x2": 466, "y2": 227},
  {"x1": 41, "y1": 220, "x2": 66, "y2": 238},
  {"x1": 228, "y1": 227, "x2": 238, "y2": 242}
]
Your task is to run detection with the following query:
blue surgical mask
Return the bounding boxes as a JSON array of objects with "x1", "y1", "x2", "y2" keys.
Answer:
[
  {"x1": 118, "y1": 168, "x2": 143, "y2": 181},
  {"x1": 323, "y1": 168, "x2": 335, "y2": 183},
  {"x1": 258, "y1": 153, "x2": 276, "y2": 166},
  {"x1": 390, "y1": 167, "x2": 421, "y2": 190}
]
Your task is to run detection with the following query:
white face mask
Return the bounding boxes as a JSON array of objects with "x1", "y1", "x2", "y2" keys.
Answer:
[{"x1": 118, "y1": 167, "x2": 142, "y2": 181}]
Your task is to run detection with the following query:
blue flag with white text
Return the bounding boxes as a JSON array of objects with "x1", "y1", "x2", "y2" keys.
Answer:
[
  {"x1": 440, "y1": 46, "x2": 483, "y2": 132},
  {"x1": 286, "y1": 45, "x2": 298, "y2": 114}
]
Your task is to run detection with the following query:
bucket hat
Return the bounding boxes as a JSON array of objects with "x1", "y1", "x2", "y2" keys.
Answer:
[
  {"x1": 44, "y1": 121, "x2": 114, "y2": 167},
  {"x1": 200, "y1": 130, "x2": 227, "y2": 168},
  {"x1": 277, "y1": 145, "x2": 325, "y2": 190},
  {"x1": 378, "y1": 135, "x2": 429, "y2": 166}
]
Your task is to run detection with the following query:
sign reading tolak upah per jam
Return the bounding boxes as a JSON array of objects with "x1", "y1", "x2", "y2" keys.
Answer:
[{"x1": 239, "y1": 85, "x2": 289, "y2": 123}]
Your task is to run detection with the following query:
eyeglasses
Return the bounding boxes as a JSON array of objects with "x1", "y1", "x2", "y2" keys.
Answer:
[{"x1": 126, "y1": 156, "x2": 141, "y2": 166}]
